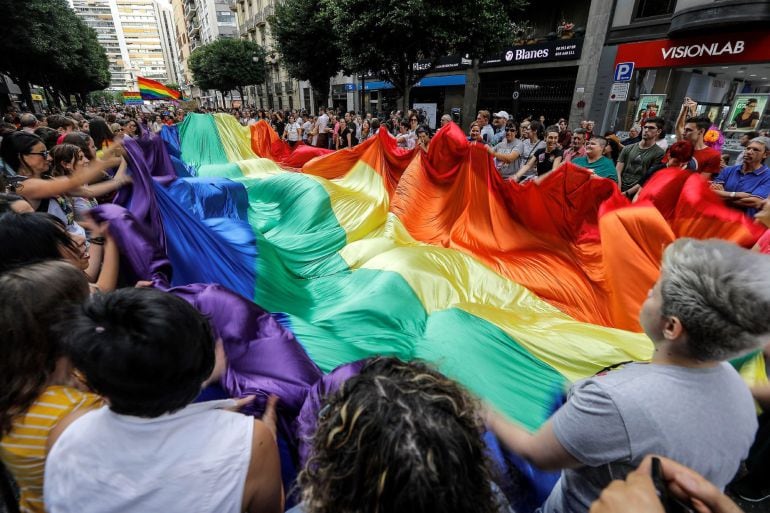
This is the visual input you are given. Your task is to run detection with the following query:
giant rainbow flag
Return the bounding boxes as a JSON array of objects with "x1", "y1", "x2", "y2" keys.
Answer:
[
  {"x1": 137, "y1": 76, "x2": 183, "y2": 101},
  {"x1": 96, "y1": 115, "x2": 767, "y2": 509}
]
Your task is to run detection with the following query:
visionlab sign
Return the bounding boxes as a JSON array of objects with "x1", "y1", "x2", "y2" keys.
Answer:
[
  {"x1": 614, "y1": 31, "x2": 770, "y2": 69},
  {"x1": 481, "y1": 39, "x2": 584, "y2": 68}
]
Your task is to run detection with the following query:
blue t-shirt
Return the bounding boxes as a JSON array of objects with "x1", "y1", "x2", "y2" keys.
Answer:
[{"x1": 714, "y1": 164, "x2": 770, "y2": 216}]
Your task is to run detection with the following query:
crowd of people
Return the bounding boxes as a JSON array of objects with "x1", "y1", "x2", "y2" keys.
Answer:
[{"x1": 0, "y1": 101, "x2": 769, "y2": 513}]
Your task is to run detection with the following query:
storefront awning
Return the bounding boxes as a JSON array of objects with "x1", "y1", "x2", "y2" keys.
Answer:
[{"x1": 364, "y1": 74, "x2": 466, "y2": 91}]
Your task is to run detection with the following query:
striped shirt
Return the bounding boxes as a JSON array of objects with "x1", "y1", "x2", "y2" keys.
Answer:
[{"x1": 0, "y1": 386, "x2": 100, "y2": 513}]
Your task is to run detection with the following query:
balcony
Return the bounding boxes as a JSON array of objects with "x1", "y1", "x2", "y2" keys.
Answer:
[
  {"x1": 188, "y1": 22, "x2": 201, "y2": 36},
  {"x1": 184, "y1": 3, "x2": 198, "y2": 20},
  {"x1": 284, "y1": 80, "x2": 293, "y2": 94},
  {"x1": 274, "y1": 82, "x2": 282, "y2": 95}
]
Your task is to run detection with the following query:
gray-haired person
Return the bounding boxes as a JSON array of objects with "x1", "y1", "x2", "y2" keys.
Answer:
[{"x1": 487, "y1": 238, "x2": 770, "y2": 513}]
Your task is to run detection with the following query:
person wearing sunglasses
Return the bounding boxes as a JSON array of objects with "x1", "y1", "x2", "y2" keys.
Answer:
[
  {"x1": 0, "y1": 131, "x2": 120, "y2": 230},
  {"x1": 486, "y1": 122, "x2": 524, "y2": 179}
]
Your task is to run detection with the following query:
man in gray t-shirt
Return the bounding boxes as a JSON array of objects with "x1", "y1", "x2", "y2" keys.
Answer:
[
  {"x1": 487, "y1": 126, "x2": 524, "y2": 178},
  {"x1": 485, "y1": 239, "x2": 770, "y2": 513},
  {"x1": 542, "y1": 361, "x2": 756, "y2": 513}
]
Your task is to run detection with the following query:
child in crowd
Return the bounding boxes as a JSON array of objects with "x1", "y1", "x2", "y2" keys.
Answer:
[{"x1": 44, "y1": 288, "x2": 283, "y2": 513}]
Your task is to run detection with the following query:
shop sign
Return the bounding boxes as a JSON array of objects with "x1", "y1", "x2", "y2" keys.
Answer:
[
  {"x1": 31, "y1": 94, "x2": 44, "y2": 101},
  {"x1": 614, "y1": 31, "x2": 770, "y2": 69},
  {"x1": 481, "y1": 39, "x2": 584, "y2": 68},
  {"x1": 412, "y1": 55, "x2": 472, "y2": 73}
]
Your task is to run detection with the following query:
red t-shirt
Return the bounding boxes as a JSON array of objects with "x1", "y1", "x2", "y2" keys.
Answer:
[{"x1": 693, "y1": 147, "x2": 721, "y2": 175}]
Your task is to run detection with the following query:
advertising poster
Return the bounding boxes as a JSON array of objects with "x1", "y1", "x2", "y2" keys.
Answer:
[
  {"x1": 726, "y1": 94, "x2": 769, "y2": 131},
  {"x1": 635, "y1": 95, "x2": 667, "y2": 125},
  {"x1": 413, "y1": 103, "x2": 437, "y2": 129}
]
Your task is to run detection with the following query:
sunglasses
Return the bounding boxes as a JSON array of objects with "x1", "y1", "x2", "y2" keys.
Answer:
[
  {"x1": 26, "y1": 150, "x2": 50, "y2": 158},
  {"x1": 505, "y1": 128, "x2": 517, "y2": 132}
]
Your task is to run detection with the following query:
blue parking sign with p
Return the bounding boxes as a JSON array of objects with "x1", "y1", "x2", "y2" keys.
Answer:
[{"x1": 614, "y1": 62, "x2": 634, "y2": 82}]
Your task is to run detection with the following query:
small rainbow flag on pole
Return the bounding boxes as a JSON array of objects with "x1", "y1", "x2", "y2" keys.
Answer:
[
  {"x1": 137, "y1": 76, "x2": 183, "y2": 101},
  {"x1": 122, "y1": 91, "x2": 143, "y2": 105}
]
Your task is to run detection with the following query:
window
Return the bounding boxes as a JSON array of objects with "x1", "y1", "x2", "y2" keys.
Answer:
[
  {"x1": 634, "y1": 0, "x2": 676, "y2": 19},
  {"x1": 216, "y1": 10, "x2": 233, "y2": 22}
]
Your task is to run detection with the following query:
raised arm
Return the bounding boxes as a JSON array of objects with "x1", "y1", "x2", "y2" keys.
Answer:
[
  {"x1": 18, "y1": 156, "x2": 122, "y2": 200},
  {"x1": 513, "y1": 155, "x2": 537, "y2": 182}
]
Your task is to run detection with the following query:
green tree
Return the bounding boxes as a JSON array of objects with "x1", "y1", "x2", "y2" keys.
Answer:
[
  {"x1": 271, "y1": 0, "x2": 340, "y2": 110},
  {"x1": 189, "y1": 39, "x2": 266, "y2": 107},
  {"x1": 88, "y1": 90, "x2": 123, "y2": 106},
  {"x1": 324, "y1": 0, "x2": 526, "y2": 109},
  {"x1": 0, "y1": 0, "x2": 110, "y2": 108}
]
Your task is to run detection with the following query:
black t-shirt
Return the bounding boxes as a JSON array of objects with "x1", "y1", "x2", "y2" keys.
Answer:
[
  {"x1": 533, "y1": 147, "x2": 563, "y2": 175},
  {"x1": 338, "y1": 127, "x2": 353, "y2": 148}
]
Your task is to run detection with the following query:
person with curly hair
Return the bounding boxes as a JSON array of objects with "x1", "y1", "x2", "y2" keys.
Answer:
[
  {"x1": 487, "y1": 238, "x2": 770, "y2": 513},
  {"x1": 293, "y1": 357, "x2": 510, "y2": 513}
]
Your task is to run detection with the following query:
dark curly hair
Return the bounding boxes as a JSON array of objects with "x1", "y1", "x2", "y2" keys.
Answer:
[
  {"x1": 297, "y1": 357, "x2": 501, "y2": 513},
  {"x1": 0, "y1": 261, "x2": 90, "y2": 435}
]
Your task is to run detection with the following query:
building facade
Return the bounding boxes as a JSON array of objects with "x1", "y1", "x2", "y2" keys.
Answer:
[
  {"x1": 231, "y1": 0, "x2": 301, "y2": 110},
  {"x1": 588, "y1": 0, "x2": 770, "y2": 161},
  {"x1": 173, "y1": 0, "x2": 238, "y2": 104},
  {"x1": 69, "y1": 0, "x2": 181, "y2": 90},
  {"x1": 69, "y1": 0, "x2": 133, "y2": 90},
  {"x1": 305, "y1": 0, "x2": 609, "y2": 129}
]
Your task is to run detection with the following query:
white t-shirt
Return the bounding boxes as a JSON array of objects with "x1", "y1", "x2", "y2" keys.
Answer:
[
  {"x1": 285, "y1": 121, "x2": 301, "y2": 141},
  {"x1": 45, "y1": 400, "x2": 254, "y2": 513}
]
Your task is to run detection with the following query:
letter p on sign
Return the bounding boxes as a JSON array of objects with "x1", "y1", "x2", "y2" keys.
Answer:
[{"x1": 614, "y1": 62, "x2": 634, "y2": 82}]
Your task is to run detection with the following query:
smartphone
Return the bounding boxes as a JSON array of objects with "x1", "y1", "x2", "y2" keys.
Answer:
[{"x1": 651, "y1": 457, "x2": 696, "y2": 513}]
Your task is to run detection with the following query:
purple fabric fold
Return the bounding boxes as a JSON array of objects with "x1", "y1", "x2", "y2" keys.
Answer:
[
  {"x1": 112, "y1": 137, "x2": 168, "y2": 253},
  {"x1": 294, "y1": 359, "x2": 367, "y2": 465},
  {"x1": 172, "y1": 283, "x2": 323, "y2": 444}
]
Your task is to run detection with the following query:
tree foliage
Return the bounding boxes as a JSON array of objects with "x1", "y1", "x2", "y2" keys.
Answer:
[
  {"x1": 88, "y1": 90, "x2": 123, "y2": 106},
  {"x1": 0, "y1": 0, "x2": 110, "y2": 107},
  {"x1": 271, "y1": 0, "x2": 341, "y2": 110},
  {"x1": 323, "y1": 0, "x2": 527, "y2": 108},
  {"x1": 189, "y1": 39, "x2": 266, "y2": 96}
]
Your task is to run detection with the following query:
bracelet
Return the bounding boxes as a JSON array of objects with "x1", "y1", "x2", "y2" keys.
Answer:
[{"x1": 731, "y1": 191, "x2": 736, "y2": 198}]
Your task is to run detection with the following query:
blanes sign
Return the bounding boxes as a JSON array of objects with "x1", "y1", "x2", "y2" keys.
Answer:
[
  {"x1": 481, "y1": 39, "x2": 584, "y2": 67},
  {"x1": 614, "y1": 32, "x2": 770, "y2": 69}
]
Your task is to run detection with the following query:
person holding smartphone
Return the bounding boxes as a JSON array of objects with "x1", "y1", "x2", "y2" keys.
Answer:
[
  {"x1": 485, "y1": 238, "x2": 770, "y2": 513},
  {"x1": 590, "y1": 455, "x2": 743, "y2": 513}
]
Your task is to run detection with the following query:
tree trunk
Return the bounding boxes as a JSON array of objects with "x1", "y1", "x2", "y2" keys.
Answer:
[
  {"x1": 43, "y1": 87, "x2": 57, "y2": 110},
  {"x1": 16, "y1": 79, "x2": 34, "y2": 112},
  {"x1": 237, "y1": 86, "x2": 245, "y2": 108},
  {"x1": 402, "y1": 74, "x2": 411, "y2": 112},
  {"x1": 312, "y1": 79, "x2": 330, "y2": 112}
]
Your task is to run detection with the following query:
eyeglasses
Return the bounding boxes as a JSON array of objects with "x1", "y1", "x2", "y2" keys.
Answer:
[
  {"x1": 410, "y1": 118, "x2": 418, "y2": 122},
  {"x1": 26, "y1": 150, "x2": 50, "y2": 158},
  {"x1": 505, "y1": 128, "x2": 517, "y2": 132},
  {"x1": 643, "y1": 126, "x2": 659, "y2": 131}
]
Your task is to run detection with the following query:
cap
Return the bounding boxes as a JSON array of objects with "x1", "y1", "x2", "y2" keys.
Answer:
[{"x1": 493, "y1": 111, "x2": 510, "y2": 120}]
